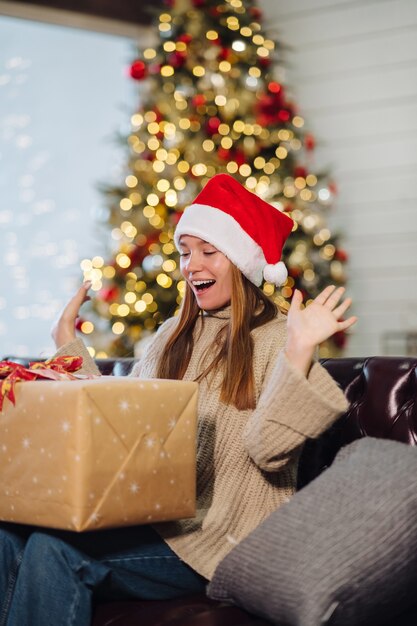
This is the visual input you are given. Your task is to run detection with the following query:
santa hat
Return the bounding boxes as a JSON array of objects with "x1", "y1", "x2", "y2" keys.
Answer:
[{"x1": 174, "y1": 174, "x2": 294, "y2": 286}]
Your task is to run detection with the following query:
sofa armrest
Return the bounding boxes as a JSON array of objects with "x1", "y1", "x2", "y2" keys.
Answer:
[{"x1": 298, "y1": 356, "x2": 417, "y2": 489}]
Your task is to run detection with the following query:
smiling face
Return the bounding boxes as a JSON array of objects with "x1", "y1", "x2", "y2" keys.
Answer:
[{"x1": 178, "y1": 235, "x2": 233, "y2": 310}]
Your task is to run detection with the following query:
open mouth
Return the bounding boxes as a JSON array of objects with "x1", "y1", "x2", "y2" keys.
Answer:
[{"x1": 192, "y1": 280, "x2": 216, "y2": 293}]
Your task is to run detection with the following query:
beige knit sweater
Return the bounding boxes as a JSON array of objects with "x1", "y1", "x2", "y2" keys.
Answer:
[{"x1": 56, "y1": 308, "x2": 348, "y2": 580}]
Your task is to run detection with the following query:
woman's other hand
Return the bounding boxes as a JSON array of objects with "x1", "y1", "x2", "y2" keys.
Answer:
[
  {"x1": 285, "y1": 286, "x2": 357, "y2": 376},
  {"x1": 51, "y1": 281, "x2": 92, "y2": 349}
]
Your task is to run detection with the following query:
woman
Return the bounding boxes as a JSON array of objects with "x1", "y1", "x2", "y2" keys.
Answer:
[{"x1": 0, "y1": 174, "x2": 356, "y2": 625}]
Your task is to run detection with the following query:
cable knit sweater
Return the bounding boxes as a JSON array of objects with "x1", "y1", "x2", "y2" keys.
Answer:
[{"x1": 56, "y1": 307, "x2": 348, "y2": 580}]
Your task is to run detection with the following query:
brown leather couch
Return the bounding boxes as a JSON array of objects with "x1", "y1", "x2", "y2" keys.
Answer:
[{"x1": 6, "y1": 355, "x2": 417, "y2": 625}]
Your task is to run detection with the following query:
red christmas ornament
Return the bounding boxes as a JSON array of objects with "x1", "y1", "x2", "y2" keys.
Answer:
[
  {"x1": 258, "y1": 57, "x2": 271, "y2": 69},
  {"x1": 268, "y1": 81, "x2": 281, "y2": 94},
  {"x1": 75, "y1": 317, "x2": 85, "y2": 331},
  {"x1": 218, "y1": 47, "x2": 232, "y2": 61},
  {"x1": 172, "y1": 211, "x2": 182, "y2": 225},
  {"x1": 332, "y1": 330, "x2": 347, "y2": 349},
  {"x1": 100, "y1": 286, "x2": 120, "y2": 303},
  {"x1": 249, "y1": 6, "x2": 263, "y2": 20},
  {"x1": 304, "y1": 133, "x2": 316, "y2": 151},
  {"x1": 294, "y1": 166, "x2": 308, "y2": 179},
  {"x1": 146, "y1": 233, "x2": 160, "y2": 249},
  {"x1": 206, "y1": 116, "x2": 221, "y2": 135},
  {"x1": 127, "y1": 246, "x2": 146, "y2": 268},
  {"x1": 234, "y1": 149, "x2": 246, "y2": 166},
  {"x1": 208, "y1": 33, "x2": 221, "y2": 45},
  {"x1": 217, "y1": 147, "x2": 230, "y2": 161},
  {"x1": 192, "y1": 94, "x2": 206, "y2": 107},
  {"x1": 129, "y1": 59, "x2": 147, "y2": 80},
  {"x1": 168, "y1": 51, "x2": 187, "y2": 68},
  {"x1": 334, "y1": 249, "x2": 349, "y2": 262},
  {"x1": 255, "y1": 114, "x2": 270, "y2": 128},
  {"x1": 255, "y1": 90, "x2": 286, "y2": 125},
  {"x1": 149, "y1": 107, "x2": 163, "y2": 123},
  {"x1": 209, "y1": 6, "x2": 222, "y2": 17},
  {"x1": 278, "y1": 109, "x2": 291, "y2": 122},
  {"x1": 217, "y1": 147, "x2": 246, "y2": 165},
  {"x1": 178, "y1": 33, "x2": 192, "y2": 44},
  {"x1": 192, "y1": 0, "x2": 206, "y2": 6}
]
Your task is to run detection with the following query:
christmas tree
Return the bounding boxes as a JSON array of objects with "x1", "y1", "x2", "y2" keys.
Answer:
[{"x1": 80, "y1": 0, "x2": 348, "y2": 357}]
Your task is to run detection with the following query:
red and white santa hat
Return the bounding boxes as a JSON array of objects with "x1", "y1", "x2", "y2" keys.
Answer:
[{"x1": 174, "y1": 173, "x2": 294, "y2": 287}]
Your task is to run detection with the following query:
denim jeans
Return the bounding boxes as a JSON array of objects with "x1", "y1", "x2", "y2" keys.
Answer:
[{"x1": 0, "y1": 523, "x2": 207, "y2": 626}]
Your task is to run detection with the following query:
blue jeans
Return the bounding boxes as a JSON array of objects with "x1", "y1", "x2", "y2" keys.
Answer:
[{"x1": 0, "y1": 523, "x2": 207, "y2": 626}]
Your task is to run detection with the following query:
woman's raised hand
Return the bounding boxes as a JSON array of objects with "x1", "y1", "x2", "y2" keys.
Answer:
[
  {"x1": 51, "y1": 281, "x2": 92, "y2": 349},
  {"x1": 285, "y1": 285, "x2": 357, "y2": 376}
]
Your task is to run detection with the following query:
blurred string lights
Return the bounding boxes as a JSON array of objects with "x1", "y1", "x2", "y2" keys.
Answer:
[{"x1": 81, "y1": 0, "x2": 348, "y2": 358}]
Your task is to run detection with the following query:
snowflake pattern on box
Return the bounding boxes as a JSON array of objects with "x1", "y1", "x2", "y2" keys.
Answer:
[{"x1": 0, "y1": 377, "x2": 198, "y2": 531}]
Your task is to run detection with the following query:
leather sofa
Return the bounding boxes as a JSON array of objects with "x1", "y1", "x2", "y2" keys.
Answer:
[{"x1": 5, "y1": 355, "x2": 417, "y2": 625}]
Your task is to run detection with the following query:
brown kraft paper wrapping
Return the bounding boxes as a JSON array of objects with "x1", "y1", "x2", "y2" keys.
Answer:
[{"x1": 0, "y1": 377, "x2": 198, "y2": 531}]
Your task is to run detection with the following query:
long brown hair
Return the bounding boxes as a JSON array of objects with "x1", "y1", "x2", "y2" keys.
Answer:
[{"x1": 157, "y1": 266, "x2": 278, "y2": 410}]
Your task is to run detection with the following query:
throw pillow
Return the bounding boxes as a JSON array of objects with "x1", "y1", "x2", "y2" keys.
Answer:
[{"x1": 208, "y1": 438, "x2": 417, "y2": 626}]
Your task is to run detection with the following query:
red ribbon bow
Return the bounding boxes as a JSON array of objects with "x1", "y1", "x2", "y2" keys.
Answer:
[{"x1": 0, "y1": 356, "x2": 83, "y2": 411}]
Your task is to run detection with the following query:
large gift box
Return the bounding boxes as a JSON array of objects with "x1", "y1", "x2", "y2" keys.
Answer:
[{"x1": 0, "y1": 376, "x2": 198, "y2": 531}]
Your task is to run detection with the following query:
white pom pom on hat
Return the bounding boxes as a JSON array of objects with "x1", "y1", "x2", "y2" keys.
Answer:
[
  {"x1": 174, "y1": 174, "x2": 293, "y2": 287},
  {"x1": 263, "y1": 261, "x2": 288, "y2": 286}
]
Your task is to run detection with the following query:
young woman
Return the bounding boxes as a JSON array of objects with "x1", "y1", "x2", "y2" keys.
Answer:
[{"x1": 0, "y1": 174, "x2": 356, "y2": 625}]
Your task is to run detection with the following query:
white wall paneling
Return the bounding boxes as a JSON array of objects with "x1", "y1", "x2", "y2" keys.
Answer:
[{"x1": 261, "y1": 0, "x2": 417, "y2": 356}]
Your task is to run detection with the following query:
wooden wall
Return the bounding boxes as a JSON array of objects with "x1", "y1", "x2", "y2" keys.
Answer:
[{"x1": 260, "y1": 0, "x2": 417, "y2": 356}]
